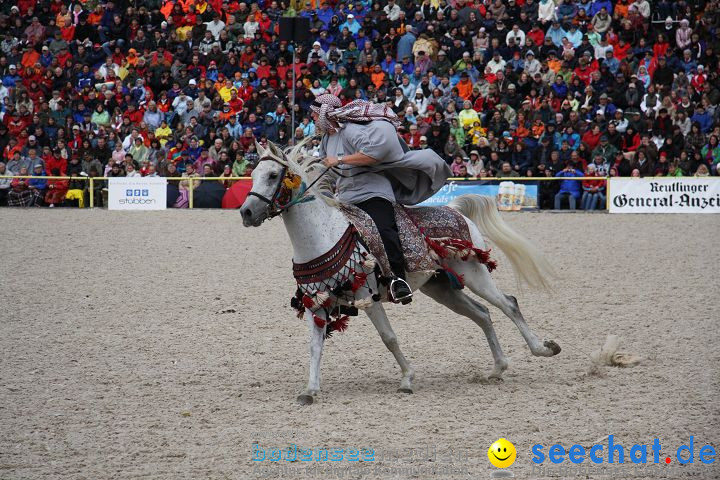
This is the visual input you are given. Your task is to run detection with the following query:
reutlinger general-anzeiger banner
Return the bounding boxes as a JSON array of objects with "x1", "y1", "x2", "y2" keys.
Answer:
[{"x1": 608, "y1": 178, "x2": 720, "y2": 214}]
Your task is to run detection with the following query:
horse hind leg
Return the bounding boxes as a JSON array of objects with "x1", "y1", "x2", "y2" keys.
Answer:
[
  {"x1": 452, "y1": 259, "x2": 561, "y2": 358},
  {"x1": 364, "y1": 301, "x2": 415, "y2": 393},
  {"x1": 420, "y1": 276, "x2": 509, "y2": 379}
]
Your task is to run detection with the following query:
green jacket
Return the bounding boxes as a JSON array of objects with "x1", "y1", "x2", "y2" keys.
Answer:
[
  {"x1": 232, "y1": 158, "x2": 248, "y2": 177},
  {"x1": 592, "y1": 144, "x2": 618, "y2": 163}
]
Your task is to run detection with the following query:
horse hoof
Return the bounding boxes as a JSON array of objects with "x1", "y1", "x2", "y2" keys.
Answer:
[
  {"x1": 397, "y1": 388, "x2": 413, "y2": 394},
  {"x1": 297, "y1": 394, "x2": 314, "y2": 405},
  {"x1": 544, "y1": 340, "x2": 561, "y2": 356}
]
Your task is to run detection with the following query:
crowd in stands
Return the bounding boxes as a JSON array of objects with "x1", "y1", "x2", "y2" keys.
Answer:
[{"x1": 0, "y1": 0, "x2": 719, "y2": 209}]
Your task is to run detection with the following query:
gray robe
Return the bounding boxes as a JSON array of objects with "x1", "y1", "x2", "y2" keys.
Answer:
[{"x1": 319, "y1": 120, "x2": 451, "y2": 205}]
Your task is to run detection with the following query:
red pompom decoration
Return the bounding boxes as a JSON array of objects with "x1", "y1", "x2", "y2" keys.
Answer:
[
  {"x1": 313, "y1": 315, "x2": 326, "y2": 328},
  {"x1": 302, "y1": 295, "x2": 315, "y2": 309}
]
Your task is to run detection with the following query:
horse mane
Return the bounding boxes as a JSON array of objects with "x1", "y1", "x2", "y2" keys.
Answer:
[{"x1": 260, "y1": 138, "x2": 341, "y2": 208}]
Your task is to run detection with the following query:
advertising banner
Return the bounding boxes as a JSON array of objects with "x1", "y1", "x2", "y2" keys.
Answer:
[
  {"x1": 108, "y1": 177, "x2": 167, "y2": 210},
  {"x1": 608, "y1": 178, "x2": 720, "y2": 213},
  {"x1": 418, "y1": 180, "x2": 539, "y2": 209}
]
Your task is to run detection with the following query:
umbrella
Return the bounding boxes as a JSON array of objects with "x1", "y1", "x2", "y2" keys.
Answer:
[
  {"x1": 222, "y1": 179, "x2": 253, "y2": 209},
  {"x1": 193, "y1": 180, "x2": 226, "y2": 208}
]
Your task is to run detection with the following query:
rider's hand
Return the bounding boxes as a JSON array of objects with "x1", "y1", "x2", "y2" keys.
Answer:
[{"x1": 323, "y1": 156, "x2": 340, "y2": 168}]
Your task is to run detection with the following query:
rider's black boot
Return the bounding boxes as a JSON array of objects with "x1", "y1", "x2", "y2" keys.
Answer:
[{"x1": 390, "y1": 277, "x2": 413, "y2": 304}]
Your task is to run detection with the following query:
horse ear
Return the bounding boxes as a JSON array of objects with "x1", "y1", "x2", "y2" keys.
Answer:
[
  {"x1": 265, "y1": 140, "x2": 276, "y2": 157},
  {"x1": 255, "y1": 139, "x2": 267, "y2": 159},
  {"x1": 268, "y1": 141, "x2": 286, "y2": 162}
]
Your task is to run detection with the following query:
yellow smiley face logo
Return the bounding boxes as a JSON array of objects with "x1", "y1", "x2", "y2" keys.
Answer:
[{"x1": 488, "y1": 438, "x2": 516, "y2": 468}]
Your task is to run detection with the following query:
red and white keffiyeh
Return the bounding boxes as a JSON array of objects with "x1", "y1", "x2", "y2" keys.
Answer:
[{"x1": 310, "y1": 93, "x2": 401, "y2": 134}]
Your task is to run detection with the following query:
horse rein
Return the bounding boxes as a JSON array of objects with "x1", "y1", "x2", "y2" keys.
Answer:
[{"x1": 247, "y1": 156, "x2": 331, "y2": 218}]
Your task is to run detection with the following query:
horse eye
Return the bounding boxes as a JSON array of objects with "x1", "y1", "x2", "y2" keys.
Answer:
[{"x1": 269, "y1": 172, "x2": 279, "y2": 179}]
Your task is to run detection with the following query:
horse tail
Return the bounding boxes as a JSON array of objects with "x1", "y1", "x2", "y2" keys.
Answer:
[{"x1": 448, "y1": 194, "x2": 555, "y2": 290}]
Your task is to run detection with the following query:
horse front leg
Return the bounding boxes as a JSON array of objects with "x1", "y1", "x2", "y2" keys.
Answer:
[{"x1": 298, "y1": 309, "x2": 326, "y2": 405}]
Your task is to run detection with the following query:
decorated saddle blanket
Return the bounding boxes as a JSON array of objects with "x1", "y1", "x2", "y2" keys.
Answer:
[
  {"x1": 338, "y1": 203, "x2": 480, "y2": 276},
  {"x1": 291, "y1": 203, "x2": 497, "y2": 338}
]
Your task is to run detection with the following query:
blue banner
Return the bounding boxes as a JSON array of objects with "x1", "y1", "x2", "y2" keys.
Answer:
[{"x1": 419, "y1": 180, "x2": 538, "y2": 209}]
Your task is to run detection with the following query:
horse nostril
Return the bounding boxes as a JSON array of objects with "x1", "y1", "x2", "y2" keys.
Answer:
[{"x1": 242, "y1": 208, "x2": 251, "y2": 218}]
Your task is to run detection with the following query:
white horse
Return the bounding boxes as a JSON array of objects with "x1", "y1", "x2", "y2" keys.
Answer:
[{"x1": 240, "y1": 141, "x2": 560, "y2": 405}]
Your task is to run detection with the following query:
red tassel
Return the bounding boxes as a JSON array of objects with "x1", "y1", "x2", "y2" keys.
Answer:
[
  {"x1": 428, "y1": 237, "x2": 496, "y2": 271},
  {"x1": 351, "y1": 272, "x2": 367, "y2": 292},
  {"x1": 313, "y1": 315, "x2": 326, "y2": 328},
  {"x1": 320, "y1": 297, "x2": 333, "y2": 308},
  {"x1": 333, "y1": 315, "x2": 349, "y2": 332},
  {"x1": 426, "y1": 238, "x2": 450, "y2": 259},
  {"x1": 302, "y1": 295, "x2": 315, "y2": 309}
]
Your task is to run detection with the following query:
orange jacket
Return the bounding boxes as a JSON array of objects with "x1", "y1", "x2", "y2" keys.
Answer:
[
  {"x1": 21, "y1": 50, "x2": 40, "y2": 69},
  {"x1": 370, "y1": 71, "x2": 386, "y2": 89},
  {"x1": 456, "y1": 79, "x2": 473, "y2": 100}
]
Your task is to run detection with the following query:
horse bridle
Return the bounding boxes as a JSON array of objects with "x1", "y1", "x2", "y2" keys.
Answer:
[
  {"x1": 246, "y1": 155, "x2": 331, "y2": 219},
  {"x1": 246, "y1": 157, "x2": 289, "y2": 219}
]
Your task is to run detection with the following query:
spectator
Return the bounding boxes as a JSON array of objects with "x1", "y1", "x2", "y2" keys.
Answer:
[
  {"x1": 581, "y1": 164, "x2": 606, "y2": 210},
  {"x1": 701, "y1": 135, "x2": 720, "y2": 175},
  {"x1": 0, "y1": 0, "x2": 717, "y2": 215},
  {"x1": 0, "y1": 162, "x2": 11, "y2": 206},
  {"x1": 496, "y1": 161, "x2": 520, "y2": 178},
  {"x1": 45, "y1": 169, "x2": 69, "y2": 207},
  {"x1": 554, "y1": 163, "x2": 584, "y2": 209}
]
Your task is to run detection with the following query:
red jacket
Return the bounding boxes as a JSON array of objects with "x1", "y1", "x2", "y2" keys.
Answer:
[
  {"x1": 621, "y1": 133, "x2": 640, "y2": 152},
  {"x1": 402, "y1": 131, "x2": 422, "y2": 148},
  {"x1": 5, "y1": 113, "x2": 31, "y2": 137},
  {"x1": 613, "y1": 43, "x2": 632, "y2": 61},
  {"x1": 44, "y1": 155, "x2": 67, "y2": 176},
  {"x1": 526, "y1": 29, "x2": 545, "y2": 48},
  {"x1": 581, "y1": 130, "x2": 601, "y2": 150},
  {"x1": 582, "y1": 172, "x2": 605, "y2": 190}
]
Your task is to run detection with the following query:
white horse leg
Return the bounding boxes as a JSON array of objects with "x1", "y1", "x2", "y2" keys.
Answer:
[
  {"x1": 364, "y1": 302, "x2": 415, "y2": 393},
  {"x1": 452, "y1": 260, "x2": 561, "y2": 358},
  {"x1": 298, "y1": 309, "x2": 326, "y2": 405},
  {"x1": 421, "y1": 276, "x2": 509, "y2": 379}
]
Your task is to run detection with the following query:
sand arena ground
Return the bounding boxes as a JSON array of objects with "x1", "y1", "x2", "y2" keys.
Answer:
[{"x1": 1, "y1": 209, "x2": 718, "y2": 479}]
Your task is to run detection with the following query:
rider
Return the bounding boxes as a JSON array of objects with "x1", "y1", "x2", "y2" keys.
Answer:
[{"x1": 311, "y1": 93, "x2": 447, "y2": 303}]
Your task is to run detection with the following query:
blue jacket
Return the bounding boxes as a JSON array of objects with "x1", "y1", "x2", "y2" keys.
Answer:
[
  {"x1": 556, "y1": 169, "x2": 584, "y2": 198},
  {"x1": 561, "y1": 132, "x2": 581, "y2": 150},
  {"x1": 546, "y1": 26, "x2": 567, "y2": 48},
  {"x1": 551, "y1": 81, "x2": 568, "y2": 98},
  {"x1": 396, "y1": 32, "x2": 416, "y2": 61},
  {"x1": 29, "y1": 172, "x2": 47, "y2": 190},
  {"x1": 589, "y1": 0, "x2": 613, "y2": 16},
  {"x1": 244, "y1": 120, "x2": 264, "y2": 138},
  {"x1": 316, "y1": 6, "x2": 335, "y2": 27},
  {"x1": 691, "y1": 111, "x2": 713, "y2": 133},
  {"x1": 2, "y1": 74, "x2": 21, "y2": 88}
]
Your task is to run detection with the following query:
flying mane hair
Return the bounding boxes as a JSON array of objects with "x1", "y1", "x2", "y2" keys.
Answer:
[{"x1": 257, "y1": 137, "x2": 340, "y2": 207}]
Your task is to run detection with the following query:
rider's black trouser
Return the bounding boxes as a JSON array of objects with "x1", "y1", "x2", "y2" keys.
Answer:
[{"x1": 355, "y1": 197, "x2": 407, "y2": 280}]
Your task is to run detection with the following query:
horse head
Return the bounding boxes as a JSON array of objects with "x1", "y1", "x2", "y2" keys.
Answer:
[{"x1": 240, "y1": 140, "x2": 291, "y2": 227}]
